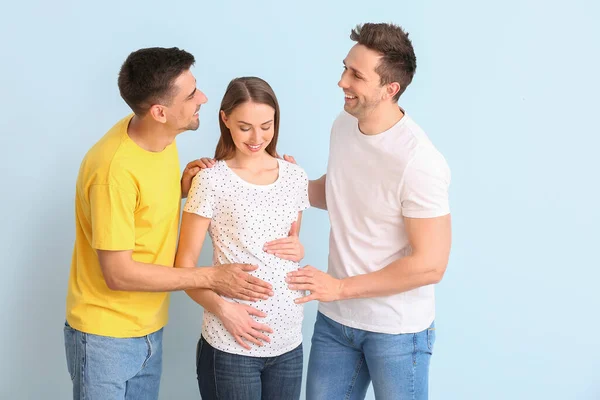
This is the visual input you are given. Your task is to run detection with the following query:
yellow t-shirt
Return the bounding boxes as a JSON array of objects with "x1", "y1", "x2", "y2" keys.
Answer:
[{"x1": 66, "y1": 115, "x2": 181, "y2": 337}]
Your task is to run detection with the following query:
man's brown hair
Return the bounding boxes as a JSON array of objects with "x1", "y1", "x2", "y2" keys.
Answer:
[{"x1": 351, "y1": 23, "x2": 417, "y2": 101}]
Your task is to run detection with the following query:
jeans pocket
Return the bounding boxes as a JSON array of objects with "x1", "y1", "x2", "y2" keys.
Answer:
[
  {"x1": 427, "y1": 325, "x2": 436, "y2": 353},
  {"x1": 63, "y1": 323, "x2": 77, "y2": 381}
]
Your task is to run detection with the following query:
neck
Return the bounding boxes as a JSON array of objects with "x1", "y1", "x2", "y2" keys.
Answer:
[
  {"x1": 357, "y1": 103, "x2": 404, "y2": 136},
  {"x1": 127, "y1": 115, "x2": 179, "y2": 152}
]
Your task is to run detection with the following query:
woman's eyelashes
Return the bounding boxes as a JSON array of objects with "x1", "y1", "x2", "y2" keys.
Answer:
[{"x1": 239, "y1": 125, "x2": 272, "y2": 132}]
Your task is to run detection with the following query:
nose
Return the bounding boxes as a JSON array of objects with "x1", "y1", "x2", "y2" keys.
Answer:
[
  {"x1": 338, "y1": 70, "x2": 349, "y2": 89},
  {"x1": 197, "y1": 89, "x2": 208, "y2": 105}
]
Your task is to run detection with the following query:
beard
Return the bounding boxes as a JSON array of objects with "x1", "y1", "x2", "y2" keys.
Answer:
[
  {"x1": 185, "y1": 117, "x2": 200, "y2": 131},
  {"x1": 345, "y1": 97, "x2": 380, "y2": 119}
]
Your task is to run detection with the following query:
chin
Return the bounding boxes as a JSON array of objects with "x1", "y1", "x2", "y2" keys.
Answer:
[
  {"x1": 344, "y1": 106, "x2": 359, "y2": 118},
  {"x1": 187, "y1": 121, "x2": 200, "y2": 131}
]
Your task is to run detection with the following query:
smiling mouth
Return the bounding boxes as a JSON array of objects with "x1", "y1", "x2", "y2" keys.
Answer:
[
  {"x1": 344, "y1": 93, "x2": 357, "y2": 100},
  {"x1": 245, "y1": 143, "x2": 263, "y2": 152}
]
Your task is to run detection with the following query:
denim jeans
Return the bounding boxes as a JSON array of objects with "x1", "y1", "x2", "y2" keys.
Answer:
[
  {"x1": 196, "y1": 336, "x2": 303, "y2": 400},
  {"x1": 63, "y1": 321, "x2": 163, "y2": 400},
  {"x1": 306, "y1": 312, "x2": 435, "y2": 400}
]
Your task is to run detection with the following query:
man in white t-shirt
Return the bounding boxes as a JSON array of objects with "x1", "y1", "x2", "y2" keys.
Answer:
[{"x1": 285, "y1": 23, "x2": 452, "y2": 400}]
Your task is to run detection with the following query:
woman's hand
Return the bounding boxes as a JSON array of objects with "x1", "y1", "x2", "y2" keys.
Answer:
[
  {"x1": 217, "y1": 301, "x2": 273, "y2": 350},
  {"x1": 263, "y1": 221, "x2": 304, "y2": 262}
]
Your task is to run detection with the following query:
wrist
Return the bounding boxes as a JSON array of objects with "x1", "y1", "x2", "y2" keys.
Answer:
[
  {"x1": 198, "y1": 266, "x2": 216, "y2": 290},
  {"x1": 214, "y1": 298, "x2": 230, "y2": 318},
  {"x1": 336, "y1": 278, "x2": 347, "y2": 301}
]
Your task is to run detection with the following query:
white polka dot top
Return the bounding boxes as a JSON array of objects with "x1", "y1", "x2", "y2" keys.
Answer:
[{"x1": 183, "y1": 158, "x2": 310, "y2": 357}]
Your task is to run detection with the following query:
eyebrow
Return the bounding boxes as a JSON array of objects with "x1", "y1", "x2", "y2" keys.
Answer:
[
  {"x1": 238, "y1": 119, "x2": 274, "y2": 125},
  {"x1": 343, "y1": 60, "x2": 365, "y2": 78}
]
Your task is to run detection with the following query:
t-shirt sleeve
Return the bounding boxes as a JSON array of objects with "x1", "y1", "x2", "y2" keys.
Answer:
[
  {"x1": 401, "y1": 148, "x2": 451, "y2": 218},
  {"x1": 89, "y1": 184, "x2": 137, "y2": 251},
  {"x1": 297, "y1": 169, "x2": 311, "y2": 212},
  {"x1": 183, "y1": 170, "x2": 215, "y2": 218}
]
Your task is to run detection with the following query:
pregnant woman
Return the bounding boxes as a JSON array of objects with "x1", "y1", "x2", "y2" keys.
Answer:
[{"x1": 175, "y1": 76, "x2": 310, "y2": 400}]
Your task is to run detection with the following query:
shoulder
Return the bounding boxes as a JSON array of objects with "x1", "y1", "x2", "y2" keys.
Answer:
[
  {"x1": 79, "y1": 117, "x2": 134, "y2": 187},
  {"x1": 192, "y1": 160, "x2": 227, "y2": 185},
  {"x1": 279, "y1": 159, "x2": 308, "y2": 180},
  {"x1": 404, "y1": 118, "x2": 449, "y2": 171},
  {"x1": 404, "y1": 143, "x2": 451, "y2": 186}
]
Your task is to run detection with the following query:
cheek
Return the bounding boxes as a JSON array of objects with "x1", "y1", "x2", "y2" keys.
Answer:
[
  {"x1": 229, "y1": 128, "x2": 248, "y2": 144},
  {"x1": 262, "y1": 128, "x2": 275, "y2": 142}
]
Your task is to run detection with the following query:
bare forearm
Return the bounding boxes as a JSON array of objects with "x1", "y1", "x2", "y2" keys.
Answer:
[
  {"x1": 309, "y1": 174, "x2": 327, "y2": 210},
  {"x1": 185, "y1": 288, "x2": 227, "y2": 315},
  {"x1": 105, "y1": 261, "x2": 214, "y2": 292},
  {"x1": 177, "y1": 259, "x2": 228, "y2": 315},
  {"x1": 339, "y1": 256, "x2": 446, "y2": 300}
]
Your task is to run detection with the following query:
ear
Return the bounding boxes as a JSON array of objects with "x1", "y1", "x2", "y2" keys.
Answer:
[
  {"x1": 220, "y1": 110, "x2": 229, "y2": 128},
  {"x1": 385, "y1": 82, "x2": 401, "y2": 101},
  {"x1": 149, "y1": 104, "x2": 167, "y2": 124}
]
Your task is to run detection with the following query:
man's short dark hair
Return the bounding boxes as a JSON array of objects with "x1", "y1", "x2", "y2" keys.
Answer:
[
  {"x1": 351, "y1": 23, "x2": 417, "y2": 101},
  {"x1": 118, "y1": 47, "x2": 195, "y2": 115}
]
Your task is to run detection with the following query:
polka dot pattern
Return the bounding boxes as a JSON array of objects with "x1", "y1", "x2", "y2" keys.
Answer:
[{"x1": 183, "y1": 159, "x2": 310, "y2": 357}]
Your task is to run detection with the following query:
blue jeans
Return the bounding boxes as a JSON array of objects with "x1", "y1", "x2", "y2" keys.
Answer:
[
  {"x1": 63, "y1": 322, "x2": 163, "y2": 400},
  {"x1": 196, "y1": 336, "x2": 303, "y2": 400},
  {"x1": 306, "y1": 312, "x2": 435, "y2": 400}
]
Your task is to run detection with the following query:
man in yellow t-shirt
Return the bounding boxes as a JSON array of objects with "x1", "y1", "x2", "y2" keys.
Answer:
[{"x1": 64, "y1": 47, "x2": 274, "y2": 400}]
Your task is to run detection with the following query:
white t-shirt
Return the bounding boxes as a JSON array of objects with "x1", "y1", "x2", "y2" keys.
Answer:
[
  {"x1": 184, "y1": 159, "x2": 310, "y2": 356},
  {"x1": 319, "y1": 110, "x2": 451, "y2": 334}
]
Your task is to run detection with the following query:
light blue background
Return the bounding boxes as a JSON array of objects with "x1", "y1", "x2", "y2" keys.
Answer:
[{"x1": 1, "y1": 0, "x2": 599, "y2": 399}]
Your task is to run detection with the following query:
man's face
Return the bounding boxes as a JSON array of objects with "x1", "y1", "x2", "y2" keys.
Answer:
[
  {"x1": 164, "y1": 69, "x2": 207, "y2": 132},
  {"x1": 338, "y1": 44, "x2": 387, "y2": 120}
]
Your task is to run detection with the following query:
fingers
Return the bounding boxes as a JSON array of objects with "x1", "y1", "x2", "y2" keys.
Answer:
[
  {"x1": 239, "y1": 263, "x2": 259, "y2": 272},
  {"x1": 245, "y1": 283, "x2": 274, "y2": 299},
  {"x1": 200, "y1": 157, "x2": 216, "y2": 167},
  {"x1": 264, "y1": 242, "x2": 298, "y2": 252},
  {"x1": 234, "y1": 327, "x2": 271, "y2": 348},
  {"x1": 250, "y1": 321, "x2": 274, "y2": 334},
  {"x1": 240, "y1": 332, "x2": 266, "y2": 347},
  {"x1": 270, "y1": 250, "x2": 301, "y2": 258},
  {"x1": 263, "y1": 237, "x2": 296, "y2": 247},
  {"x1": 244, "y1": 305, "x2": 267, "y2": 318},
  {"x1": 233, "y1": 335, "x2": 252, "y2": 350},
  {"x1": 249, "y1": 330, "x2": 271, "y2": 343},
  {"x1": 264, "y1": 239, "x2": 302, "y2": 261},
  {"x1": 286, "y1": 274, "x2": 314, "y2": 284},
  {"x1": 186, "y1": 158, "x2": 216, "y2": 169},
  {"x1": 240, "y1": 288, "x2": 266, "y2": 301},
  {"x1": 245, "y1": 275, "x2": 273, "y2": 292},
  {"x1": 235, "y1": 294, "x2": 261, "y2": 302},
  {"x1": 294, "y1": 293, "x2": 317, "y2": 304},
  {"x1": 184, "y1": 166, "x2": 200, "y2": 177},
  {"x1": 288, "y1": 283, "x2": 313, "y2": 291},
  {"x1": 286, "y1": 270, "x2": 315, "y2": 280},
  {"x1": 283, "y1": 154, "x2": 297, "y2": 164},
  {"x1": 287, "y1": 266, "x2": 316, "y2": 277},
  {"x1": 225, "y1": 288, "x2": 262, "y2": 302},
  {"x1": 288, "y1": 221, "x2": 299, "y2": 237},
  {"x1": 271, "y1": 251, "x2": 302, "y2": 261}
]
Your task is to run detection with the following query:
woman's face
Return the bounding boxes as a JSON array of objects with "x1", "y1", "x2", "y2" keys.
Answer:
[{"x1": 221, "y1": 101, "x2": 276, "y2": 157}]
